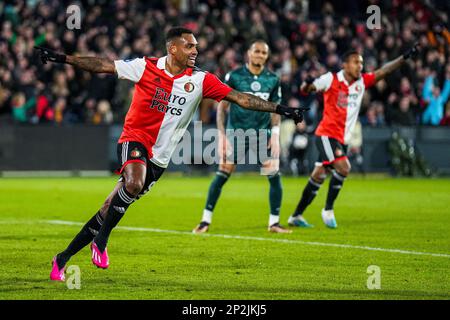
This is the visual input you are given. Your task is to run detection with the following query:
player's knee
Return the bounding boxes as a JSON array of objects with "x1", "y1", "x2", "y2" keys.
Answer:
[
  {"x1": 336, "y1": 164, "x2": 351, "y2": 177},
  {"x1": 311, "y1": 169, "x2": 326, "y2": 183},
  {"x1": 125, "y1": 179, "x2": 145, "y2": 197},
  {"x1": 219, "y1": 163, "x2": 235, "y2": 175},
  {"x1": 100, "y1": 199, "x2": 111, "y2": 215}
]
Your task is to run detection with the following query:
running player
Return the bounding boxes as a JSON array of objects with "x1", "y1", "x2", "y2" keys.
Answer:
[
  {"x1": 288, "y1": 44, "x2": 420, "y2": 229},
  {"x1": 193, "y1": 40, "x2": 291, "y2": 234},
  {"x1": 35, "y1": 27, "x2": 307, "y2": 281}
]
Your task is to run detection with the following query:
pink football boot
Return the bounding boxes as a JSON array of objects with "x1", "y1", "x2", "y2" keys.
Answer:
[
  {"x1": 50, "y1": 256, "x2": 65, "y2": 281},
  {"x1": 91, "y1": 242, "x2": 109, "y2": 269}
]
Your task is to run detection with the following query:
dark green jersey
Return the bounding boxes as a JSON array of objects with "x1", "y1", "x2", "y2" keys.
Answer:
[{"x1": 224, "y1": 66, "x2": 281, "y2": 130}]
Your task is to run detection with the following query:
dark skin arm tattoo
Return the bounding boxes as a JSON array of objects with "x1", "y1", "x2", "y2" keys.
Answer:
[
  {"x1": 224, "y1": 89, "x2": 277, "y2": 112},
  {"x1": 374, "y1": 56, "x2": 405, "y2": 82},
  {"x1": 66, "y1": 56, "x2": 116, "y2": 74}
]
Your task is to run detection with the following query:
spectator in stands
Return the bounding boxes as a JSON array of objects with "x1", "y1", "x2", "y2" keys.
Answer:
[
  {"x1": 0, "y1": 0, "x2": 448, "y2": 129},
  {"x1": 422, "y1": 73, "x2": 450, "y2": 125},
  {"x1": 391, "y1": 97, "x2": 417, "y2": 126}
]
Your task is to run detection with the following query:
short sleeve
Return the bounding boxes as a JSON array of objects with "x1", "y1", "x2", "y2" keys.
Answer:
[
  {"x1": 313, "y1": 72, "x2": 333, "y2": 92},
  {"x1": 202, "y1": 72, "x2": 233, "y2": 102},
  {"x1": 114, "y1": 58, "x2": 146, "y2": 82},
  {"x1": 362, "y1": 72, "x2": 376, "y2": 89},
  {"x1": 270, "y1": 79, "x2": 282, "y2": 104}
]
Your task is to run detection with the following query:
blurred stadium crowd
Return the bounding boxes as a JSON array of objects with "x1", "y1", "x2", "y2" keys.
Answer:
[{"x1": 0, "y1": 0, "x2": 449, "y2": 128}]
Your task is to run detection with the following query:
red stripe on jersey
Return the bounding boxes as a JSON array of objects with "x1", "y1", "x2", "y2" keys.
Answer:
[
  {"x1": 118, "y1": 57, "x2": 175, "y2": 157},
  {"x1": 315, "y1": 73, "x2": 348, "y2": 144}
]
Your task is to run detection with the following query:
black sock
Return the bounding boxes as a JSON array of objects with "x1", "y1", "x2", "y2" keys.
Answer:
[
  {"x1": 93, "y1": 186, "x2": 135, "y2": 252},
  {"x1": 293, "y1": 177, "x2": 323, "y2": 217},
  {"x1": 56, "y1": 211, "x2": 103, "y2": 269},
  {"x1": 325, "y1": 171, "x2": 346, "y2": 210}
]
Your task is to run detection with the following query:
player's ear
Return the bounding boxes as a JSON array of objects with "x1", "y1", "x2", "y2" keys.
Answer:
[{"x1": 167, "y1": 41, "x2": 177, "y2": 55}]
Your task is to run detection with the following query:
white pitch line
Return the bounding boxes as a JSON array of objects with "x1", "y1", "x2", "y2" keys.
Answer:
[{"x1": 41, "y1": 219, "x2": 450, "y2": 259}]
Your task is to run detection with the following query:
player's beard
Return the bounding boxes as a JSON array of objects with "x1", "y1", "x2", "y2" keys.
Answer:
[{"x1": 251, "y1": 61, "x2": 263, "y2": 68}]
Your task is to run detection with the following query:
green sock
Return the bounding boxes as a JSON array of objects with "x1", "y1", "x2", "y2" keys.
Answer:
[
  {"x1": 268, "y1": 172, "x2": 282, "y2": 216},
  {"x1": 205, "y1": 171, "x2": 230, "y2": 212}
]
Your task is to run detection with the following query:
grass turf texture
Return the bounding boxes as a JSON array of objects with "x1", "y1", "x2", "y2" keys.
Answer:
[{"x1": 0, "y1": 175, "x2": 449, "y2": 300}]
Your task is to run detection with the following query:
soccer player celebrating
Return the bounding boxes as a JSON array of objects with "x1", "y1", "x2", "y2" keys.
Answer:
[
  {"x1": 35, "y1": 27, "x2": 307, "y2": 281},
  {"x1": 288, "y1": 44, "x2": 420, "y2": 229},
  {"x1": 193, "y1": 40, "x2": 291, "y2": 234}
]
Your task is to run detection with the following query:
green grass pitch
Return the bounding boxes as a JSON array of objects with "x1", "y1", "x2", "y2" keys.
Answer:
[{"x1": 0, "y1": 175, "x2": 449, "y2": 299}]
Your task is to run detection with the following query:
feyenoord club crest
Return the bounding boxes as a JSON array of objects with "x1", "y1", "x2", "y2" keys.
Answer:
[
  {"x1": 184, "y1": 82, "x2": 195, "y2": 92},
  {"x1": 251, "y1": 81, "x2": 261, "y2": 91},
  {"x1": 130, "y1": 148, "x2": 141, "y2": 158},
  {"x1": 355, "y1": 84, "x2": 362, "y2": 92}
]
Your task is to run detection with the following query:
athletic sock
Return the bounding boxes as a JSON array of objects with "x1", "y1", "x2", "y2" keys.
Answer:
[
  {"x1": 201, "y1": 209, "x2": 213, "y2": 224},
  {"x1": 268, "y1": 173, "x2": 282, "y2": 226},
  {"x1": 56, "y1": 211, "x2": 103, "y2": 269},
  {"x1": 293, "y1": 177, "x2": 323, "y2": 217},
  {"x1": 204, "y1": 171, "x2": 230, "y2": 217},
  {"x1": 93, "y1": 186, "x2": 135, "y2": 252},
  {"x1": 325, "y1": 170, "x2": 346, "y2": 210}
]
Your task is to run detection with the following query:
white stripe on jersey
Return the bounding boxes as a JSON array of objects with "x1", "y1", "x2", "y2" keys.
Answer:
[{"x1": 150, "y1": 72, "x2": 206, "y2": 168}]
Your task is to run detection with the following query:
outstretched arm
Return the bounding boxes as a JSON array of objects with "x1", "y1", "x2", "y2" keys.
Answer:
[
  {"x1": 224, "y1": 89, "x2": 308, "y2": 124},
  {"x1": 374, "y1": 56, "x2": 405, "y2": 82},
  {"x1": 34, "y1": 46, "x2": 115, "y2": 74},
  {"x1": 374, "y1": 42, "x2": 420, "y2": 82},
  {"x1": 66, "y1": 56, "x2": 115, "y2": 74},
  {"x1": 224, "y1": 89, "x2": 277, "y2": 112}
]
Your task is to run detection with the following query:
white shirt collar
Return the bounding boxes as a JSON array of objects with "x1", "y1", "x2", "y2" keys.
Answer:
[
  {"x1": 156, "y1": 56, "x2": 174, "y2": 77},
  {"x1": 337, "y1": 70, "x2": 347, "y2": 85}
]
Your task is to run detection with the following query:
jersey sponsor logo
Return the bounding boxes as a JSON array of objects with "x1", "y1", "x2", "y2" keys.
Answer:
[
  {"x1": 337, "y1": 90, "x2": 360, "y2": 108},
  {"x1": 184, "y1": 82, "x2": 195, "y2": 92},
  {"x1": 250, "y1": 81, "x2": 261, "y2": 91},
  {"x1": 149, "y1": 87, "x2": 186, "y2": 116}
]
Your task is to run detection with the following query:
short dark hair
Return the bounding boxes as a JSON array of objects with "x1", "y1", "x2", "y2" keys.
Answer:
[
  {"x1": 341, "y1": 50, "x2": 361, "y2": 62},
  {"x1": 166, "y1": 26, "x2": 194, "y2": 43},
  {"x1": 248, "y1": 39, "x2": 270, "y2": 53}
]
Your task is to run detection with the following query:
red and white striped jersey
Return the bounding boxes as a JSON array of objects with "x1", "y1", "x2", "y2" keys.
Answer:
[
  {"x1": 313, "y1": 70, "x2": 375, "y2": 144},
  {"x1": 114, "y1": 56, "x2": 232, "y2": 168}
]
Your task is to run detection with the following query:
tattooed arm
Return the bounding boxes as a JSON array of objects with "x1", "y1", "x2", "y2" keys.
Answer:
[
  {"x1": 224, "y1": 89, "x2": 277, "y2": 112},
  {"x1": 34, "y1": 46, "x2": 115, "y2": 74},
  {"x1": 374, "y1": 43, "x2": 420, "y2": 82},
  {"x1": 224, "y1": 89, "x2": 308, "y2": 123},
  {"x1": 374, "y1": 56, "x2": 405, "y2": 82},
  {"x1": 66, "y1": 56, "x2": 116, "y2": 74}
]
